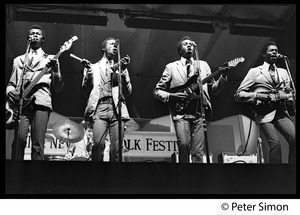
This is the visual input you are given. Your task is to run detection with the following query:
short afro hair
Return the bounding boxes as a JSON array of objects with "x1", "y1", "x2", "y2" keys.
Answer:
[
  {"x1": 27, "y1": 25, "x2": 45, "y2": 42},
  {"x1": 101, "y1": 37, "x2": 116, "y2": 53},
  {"x1": 261, "y1": 41, "x2": 277, "y2": 56},
  {"x1": 177, "y1": 36, "x2": 193, "y2": 56}
]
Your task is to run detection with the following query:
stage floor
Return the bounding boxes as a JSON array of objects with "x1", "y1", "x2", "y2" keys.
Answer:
[{"x1": 5, "y1": 160, "x2": 297, "y2": 196}]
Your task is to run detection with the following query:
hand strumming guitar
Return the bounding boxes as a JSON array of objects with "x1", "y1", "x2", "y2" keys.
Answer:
[
  {"x1": 7, "y1": 89, "x2": 19, "y2": 105},
  {"x1": 169, "y1": 92, "x2": 188, "y2": 102},
  {"x1": 255, "y1": 92, "x2": 271, "y2": 103},
  {"x1": 255, "y1": 90, "x2": 294, "y2": 104}
]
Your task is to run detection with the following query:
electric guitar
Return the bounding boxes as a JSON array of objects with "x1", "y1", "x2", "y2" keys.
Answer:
[
  {"x1": 169, "y1": 57, "x2": 245, "y2": 114},
  {"x1": 249, "y1": 86, "x2": 294, "y2": 115},
  {"x1": 6, "y1": 36, "x2": 78, "y2": 129}
]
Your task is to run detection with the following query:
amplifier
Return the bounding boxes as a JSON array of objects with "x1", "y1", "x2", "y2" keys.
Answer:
[
  {"x1": 218, "y1": 152, "x2": 258, "y2": 164},
  {"x1": 171, "y1": 152, "x2": 213, "y2": 163}
]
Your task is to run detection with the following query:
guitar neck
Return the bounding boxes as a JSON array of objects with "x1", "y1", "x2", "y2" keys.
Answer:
[
  {"x1": 202, "y1": 69, "x2": 222, "y2": 85},
  {"x1": 22, "y1": 51, "x2": 62, "y2": 98},
  {"x1": 189, "y1": 68, "x2": 222, "y2": 91}
]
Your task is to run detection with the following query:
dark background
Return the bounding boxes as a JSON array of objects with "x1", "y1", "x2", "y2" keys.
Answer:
[{"x1": 5, "y1": 4, "x2": 296, "y2": 122}]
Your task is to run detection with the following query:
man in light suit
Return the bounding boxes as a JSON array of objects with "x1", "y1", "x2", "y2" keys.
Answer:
[
  {"x1": 153, "y1": 36, "x2": 228, "y2": 163},
  {"x1": 6, "y1": 25, "x2": 63, "y2": 160},
  {"x1": 234, "y1": 41, "x2": 295, "y2": 164},
  {"x1": 81, "y1": 37, "x2": 131, "y2": 162}
]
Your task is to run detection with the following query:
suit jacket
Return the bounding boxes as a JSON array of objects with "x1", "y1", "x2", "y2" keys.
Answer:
[
  {"x1": 234, "y1": 61, "x2": 293, "y2": 123},
  {"x1": 6, "y1": 48, "x2": 63, "y2": 111},
  {"x1": 82, "y1": 59, "x2": 132, "y2": 121},
  {"x1": 153, "y1": 58, "x2": 227, "y2": 119}
]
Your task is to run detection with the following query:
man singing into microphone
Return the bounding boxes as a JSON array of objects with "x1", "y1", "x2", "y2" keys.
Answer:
[
  {"x1": 81, "y1": 37, "x2": 131, "y2": 162},
  {"x1": 153, "y1": 36, "x2": 227, "y2": 163},
  {"x1": 234, "y1": 41, "x2": 295, "y2": 164},
  {"x1": 6, "y1": 25, "x2": 63, "y2": 160}
]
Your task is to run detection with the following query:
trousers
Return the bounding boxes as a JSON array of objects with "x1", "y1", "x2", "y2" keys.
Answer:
[
  {"x1": 11, "y1": 105, "x2": 50, "y2": 160},
  {"x1": 173, "y1": 116, "x2": 205, "y2": 163},
  {"x1": 259, "y1": 114, "x2": 296, "y2": 164}
]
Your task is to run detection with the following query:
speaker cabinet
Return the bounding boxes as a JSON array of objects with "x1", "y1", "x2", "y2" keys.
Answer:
[{"x1": 218, "y1": 152, "x2": 258, "y2": 164}]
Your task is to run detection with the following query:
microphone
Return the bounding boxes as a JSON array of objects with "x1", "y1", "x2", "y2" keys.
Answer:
[
  {"x1": 114, "y1": 39, "x2": 119, "y2": 48},
  {"x1": 29, "y1": 37, "x2": 38, "y2": 42},
  {"x1": 277, "y1": 53, "x2": 286, "y2": 59}
]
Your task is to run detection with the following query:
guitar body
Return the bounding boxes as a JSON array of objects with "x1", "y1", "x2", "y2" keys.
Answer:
[
  {"x1": 249, "y1": 86, "x2": 291, "y2": 115},
  {"x1": 6, "y1": 96, "x2": 36, "y2": 129},
  {"x1": 169, "y1": 75, "x2": 199, "y2": 114}
]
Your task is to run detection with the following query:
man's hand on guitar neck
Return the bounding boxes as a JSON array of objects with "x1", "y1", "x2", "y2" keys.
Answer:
[
  {"x1": 120, "y1": 55, "x2": 130, "y2": 71},
  {"x1": 47, "y1": 59, "x2": 59, "y2": 72},
  {"x1": 47, "y1": 59, "x2": 62, "y2": 81},
  {"x1": 169, "y1": 92, "x2": 188, "y2": 102},
  {"x1": 219, "y1": 66, "x2": 231, "y2": 79}
]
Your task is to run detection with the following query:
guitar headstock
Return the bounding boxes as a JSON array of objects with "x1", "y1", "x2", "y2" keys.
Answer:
[
  {"x1": 226, "y1": 57, "x2": 245, "y2": 67},
  {"x1": 60, "y1": 36, "x2": 78, "y2": 53}
]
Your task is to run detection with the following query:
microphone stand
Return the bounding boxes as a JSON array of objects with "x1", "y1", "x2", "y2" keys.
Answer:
[
  {"x1": 256, "y1": 124, "x2": 264, "y2": 164},
  {"x1": 282, "y1": 56, "x2": 296, "y2": 116},
  {"x1": 15, "y1": 39, "x2": 31, "y2": 159},
  {"x1": 115, "y1": 41, "x2": 123, "y2": 162},
  {"x1": 194, "y1": 45, "x2": 210, "y2": 164}
]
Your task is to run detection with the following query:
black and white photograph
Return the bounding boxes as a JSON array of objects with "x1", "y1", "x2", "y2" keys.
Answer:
[{"x1": 4, "y1": 4, "x2": 297, "y2": 198}]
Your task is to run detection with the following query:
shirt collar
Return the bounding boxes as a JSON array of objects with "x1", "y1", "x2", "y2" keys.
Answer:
[
  {"x1": 263, "y1": 61, "x2": 276, "y2": 71},
  {"x1": 180, "y1": 57, "x2": 194, "y2": 66},
  {"x1": 30, "y1": 48, "x2": 44, "y2": 57},
  {"x1": 100, "y1": 57, "x2": 114, "y2": 65}
]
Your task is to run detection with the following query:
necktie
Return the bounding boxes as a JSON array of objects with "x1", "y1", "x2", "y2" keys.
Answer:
[
  {"x1": 30, "y1": 50, "x2": 38, "y2": 67},
  {"x1": 106, "y1": 60, "x2": 112, "y2": 77},
  {"x1": 186, "y1": 59, "x2": 192, "y2": 77},
  {"x1": 269, "y1": 64, "x2": 276, "y2": 83}
]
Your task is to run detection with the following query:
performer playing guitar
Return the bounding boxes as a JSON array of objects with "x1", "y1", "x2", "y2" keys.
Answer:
[
  {"x1": 234, "y1": 41, "x2": 295, "y2": 164},
  {"x1": 153, "y1": 36, "x2": 229, "y2": 163},
  {"x1": 6, "y1": 24, "x2": 77, "y2": 161},
  {"x1": 6, "y1": 35, "x2": 78, "y2": 129},
  {"x1": 169, "y1": 57, "x2": 244, "y2": 115}
]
